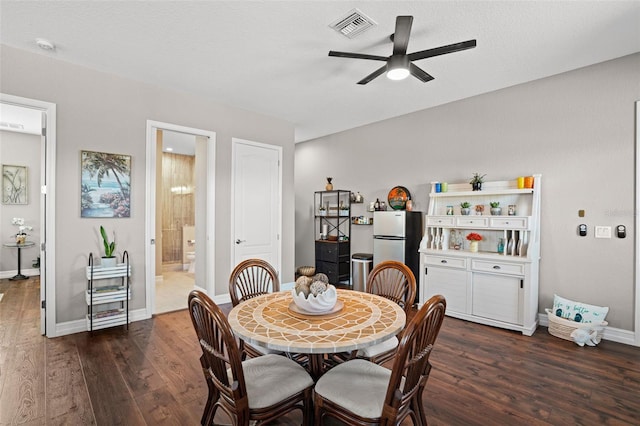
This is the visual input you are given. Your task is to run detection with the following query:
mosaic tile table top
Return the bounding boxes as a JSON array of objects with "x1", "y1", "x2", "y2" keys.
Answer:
[{"x1": 228, "y1": 289, "x2": 406, "y2": 354}]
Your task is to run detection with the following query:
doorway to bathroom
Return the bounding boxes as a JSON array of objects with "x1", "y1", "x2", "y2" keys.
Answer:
[
  {"x1": 145, "y1": 121, "x2": 216, "y2": 316},
  {"x1": 156, "y1": 129, "x2": 197, "y2": 313}
]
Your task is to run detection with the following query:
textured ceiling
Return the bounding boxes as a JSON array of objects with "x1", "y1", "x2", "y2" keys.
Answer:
[{"x1": 1, "y1": 1, "x2": 639, "y2": 142}]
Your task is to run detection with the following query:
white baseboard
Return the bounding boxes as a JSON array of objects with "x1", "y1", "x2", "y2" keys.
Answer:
[
  {"x1": 54, "y1": 308, "x2": 150, "y2": 337},
  {"x1": 538, "y1": 312, "x2": 636, "y2": 346},
  {"x1": 0, "y1": 269, "x2": 40, "y2": 280},
  {"x1": 212, "y1": 293, "x2": 232, "y2": 305}
]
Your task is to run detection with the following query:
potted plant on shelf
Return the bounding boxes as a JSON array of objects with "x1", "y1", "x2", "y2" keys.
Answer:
[
  {"x1": 460, "y1": 202, "x2": 471, "y2": 215},
  {"x1": 466, "y1": 232, "x2": 482, "y2": 253},
  {"x1": 475, "y1": 204, "x2": 485, "y2": 215},
  {"x1": 100, "y1": 225, "x2": 117, "y2": 268},
  {"x1": 470, "y1": 173, "x2": 486, "y2": 191},
  {"x1": 339, "y1": 202, "x2": 349, "y2": 216},
  {"x1": 490, "y1": 201, "x2": 502, "y2": 215}
]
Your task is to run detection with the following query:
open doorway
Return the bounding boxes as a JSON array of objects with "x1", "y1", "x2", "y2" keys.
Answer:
[
  {"x1": 145, "y1": 121, "x2": 215, "y2": 317},
  {"x1": 0, "y1": 94, "x2": 56, "y2": 336},
  {"x1": 155, "y1": 130, "x2": 197, "y2": 313}
]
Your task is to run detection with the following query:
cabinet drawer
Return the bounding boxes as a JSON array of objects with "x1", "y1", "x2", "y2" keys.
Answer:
[
  {"x1": 456, "y1": 217, "x2": 489, "y2": 228},
  {"x1": 471, "y1": 260, "x2": 525, "y2": 276},
  {"x1": 426, "y1": 216, "x2": 455, "y2": 226},
  {"x1": 424, "y1": 255, "x2": 467, "y2": 269},
  {"x1": 315, "y1": 241, "x2": 350, "y2": 262},
  {"x1": 315, "y1": 260, "x2": 349, "y2": 284},
  {"x1": 490, "y1": 217, "x2": 529, "y2": 229}
]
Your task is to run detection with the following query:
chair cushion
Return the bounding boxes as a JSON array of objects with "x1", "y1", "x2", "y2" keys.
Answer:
[
  {"x1": 314, "y1": 359, "x2": 391, "y2": 419},
  {"x1": 241, "y1": 354, "x2": 314, "y2": 409},
  {"x1": 356, "y1": 336, "x2": 398, "y2": 358}
]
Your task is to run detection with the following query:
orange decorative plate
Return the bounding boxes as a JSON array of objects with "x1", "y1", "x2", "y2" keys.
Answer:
[{"x1": 388, "y1": 186, "x2": 411, "y2": 210}]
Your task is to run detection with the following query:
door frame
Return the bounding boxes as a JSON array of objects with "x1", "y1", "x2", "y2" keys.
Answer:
[
  {"x1": 145, "y1": 121, "x2": 216, "y2": 316},
  {"x1": 635, "y1": 100, "x2": 640, "y2": 346},
  {"x1": 230, "y1": 138, "x2": 283, "y2": 278},
  {"x1": 0, "y1": 93, "x2": 57, "y2": 337}
]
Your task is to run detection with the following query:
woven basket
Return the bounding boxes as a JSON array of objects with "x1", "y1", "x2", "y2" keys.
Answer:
[{"x1": 545, "y1": 309, "x2": 607, "y2": 342}]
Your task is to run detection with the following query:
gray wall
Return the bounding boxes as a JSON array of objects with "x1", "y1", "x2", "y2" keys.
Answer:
[
  {"x1": 0, "y1": 130, "x2": 41, "y2": 273},
  {"x1": 1, "y1": 45, "x2": 296, "y2": 324},
  {"x1": 295, "y1": 53, "x2": 640, "y2": 331}
]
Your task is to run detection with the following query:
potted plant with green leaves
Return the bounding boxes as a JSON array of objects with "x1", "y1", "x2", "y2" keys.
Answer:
[
  {"x1": 100, "y1": 225, "x2": 117, "y2": 268},
  {"x1": 339, "y1": 201, "x2": 349, "y2": 216},
  {"x1": 460, "y1": 202, "x2": 471, "y2": 215},
  {"x1": 490, "y1": 201, "x2": 502, "y2": 215},
  {"x1": 470, "y1": 173, "x2": 486, "y2": 191}
]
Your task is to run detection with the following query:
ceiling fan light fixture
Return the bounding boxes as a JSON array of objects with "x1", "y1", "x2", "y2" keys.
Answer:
[{"x1": 386, "y1": 55, "x2": 410, "y2": 80}]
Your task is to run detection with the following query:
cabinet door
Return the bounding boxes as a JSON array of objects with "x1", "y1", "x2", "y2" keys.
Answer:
[
  {"x1": 472, "y1": 273, "x2": 521, "y2": 324},
  {"x1": 424, "y1": 267, "x2": 468, "y2": 314}
]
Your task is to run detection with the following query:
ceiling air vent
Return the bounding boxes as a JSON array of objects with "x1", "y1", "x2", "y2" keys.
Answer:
[{"x1": 329, "y1": 8, "x2": 377, "y2": 39}]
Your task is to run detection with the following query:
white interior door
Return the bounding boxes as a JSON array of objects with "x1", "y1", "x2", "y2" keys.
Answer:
[{"x1": 232, "y1": 139, "x2": 282, "y2": 275}]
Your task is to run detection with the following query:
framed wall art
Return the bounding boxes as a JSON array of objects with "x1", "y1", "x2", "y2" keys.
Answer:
[
  {"x1": 81, "y1": 150, "x2": 131, "y2": 218},
  {"x1": 2, "y1": 164, "x2": 28, "y2": 205}
]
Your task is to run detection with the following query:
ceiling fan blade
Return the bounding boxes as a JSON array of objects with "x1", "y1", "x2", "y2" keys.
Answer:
[
  {"x1": 392, "y1": 16, "x2": 413, "y2": 56},
  {"x1": 409, "y1": 63, "x2": 434, "y2": 83},
  {"x1": 408, "y1": 39, "x2": 477, "y2": 62},
  {"x1": 329, "y1": 51, "x2": 388, "y2": 61},
  {"x1": 357, "y1": 65, "x2": 387, "y2": 85}
]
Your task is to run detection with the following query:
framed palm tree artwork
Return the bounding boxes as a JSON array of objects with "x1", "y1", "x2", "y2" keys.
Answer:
[{"x1": 81, "y1": 150, "x2": 131, "y2": 218}]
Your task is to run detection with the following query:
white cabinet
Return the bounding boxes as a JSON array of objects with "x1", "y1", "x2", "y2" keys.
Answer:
[
  {"x1": 422, "y1": 255, "x2": 468, "y2": 314},
  {"x1": 472, "y1": 273, "x2": 522, "y2": 325},
  {"x1": 420, "y1": 175, "x2": 541, "y2": 335},
  {"x1": 86, "y1": 251, "x2": 131, "y2": 331}
]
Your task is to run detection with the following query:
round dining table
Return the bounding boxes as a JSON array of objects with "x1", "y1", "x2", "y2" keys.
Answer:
[{"x1": 227, "y1": 289, "x2": 406, "y2": 380}]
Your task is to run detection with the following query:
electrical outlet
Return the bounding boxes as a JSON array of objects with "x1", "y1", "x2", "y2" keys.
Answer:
[{"x1": 595, "y1": 226, "x2": 611, "y2": 239}]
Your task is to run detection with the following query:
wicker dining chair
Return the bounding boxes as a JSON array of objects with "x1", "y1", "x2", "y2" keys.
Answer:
[
  {"x1": 229, "y1": 259, "x2": 282, "y2": 359},
  {"x1": 188, "y1": 290, "x2": 314, "y2": 426},
  {"x1": 313, "y1": 294, "x2": 446, "y2": 426},
  {"x1": 356, "y1": 260, "x2": 417, "y2": 364}
]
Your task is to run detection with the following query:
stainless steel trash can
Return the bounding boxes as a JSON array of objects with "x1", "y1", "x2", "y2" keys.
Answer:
[{"x1": 351, "y1": 253, "x2": 373, "y2": 292}]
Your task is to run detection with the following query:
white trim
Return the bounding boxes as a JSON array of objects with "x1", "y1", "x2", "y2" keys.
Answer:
[
  {"x1": 230, "y1": 138, "x2": 283, "y2": 281},
  {"x1": 145, "y1": 121, "x2": 216, "y2": 318},
  {"x1": 212, "y1": 293, "x2": 232, "y2": 306},
  {"x1": 0, "y1": 94, "x2": 56, "y2": 337},
  {"x1": 538, "y1": 313, "x2": 635, "y2": 346},
  {"x1": 635, "y1": 100, "x2": 640, "y2": 346},
  {"x1": 55, "y1": 308, "x2": 148, "y2": 337},
  {"x1": 0, "y1": 269, "x2": 40, "y2": 280}
]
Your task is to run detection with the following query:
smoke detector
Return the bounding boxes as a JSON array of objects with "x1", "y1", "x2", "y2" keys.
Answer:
[
  {"x1": 35, "y1": 38, "x2": 55, "y2": 51},
  {"x1": 329, "y1": 8, "x2": 377, "y2": 39}
]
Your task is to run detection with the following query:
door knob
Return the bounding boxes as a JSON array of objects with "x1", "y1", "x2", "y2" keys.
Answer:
[{"x1": 235, "y1": 239, "x2": 246, "y2": 244}]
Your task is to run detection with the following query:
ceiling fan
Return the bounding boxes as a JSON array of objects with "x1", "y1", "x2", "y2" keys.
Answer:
[{"x1": 328, "y1": 16, "x2": 476, "y2": 85}]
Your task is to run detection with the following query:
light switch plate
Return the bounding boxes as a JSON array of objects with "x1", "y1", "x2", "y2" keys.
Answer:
[{"x1": 595, "y1": 226, "x2": 612, "y2": 238}]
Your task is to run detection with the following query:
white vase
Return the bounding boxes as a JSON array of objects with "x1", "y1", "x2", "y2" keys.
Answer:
[{"x1": 469, "y1": 241, "x2": 479, "y2": 253}]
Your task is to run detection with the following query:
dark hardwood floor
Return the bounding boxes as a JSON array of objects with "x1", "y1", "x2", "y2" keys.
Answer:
[{"x1": 1, "y1": 277, "x2": 639, "y2": 425}]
